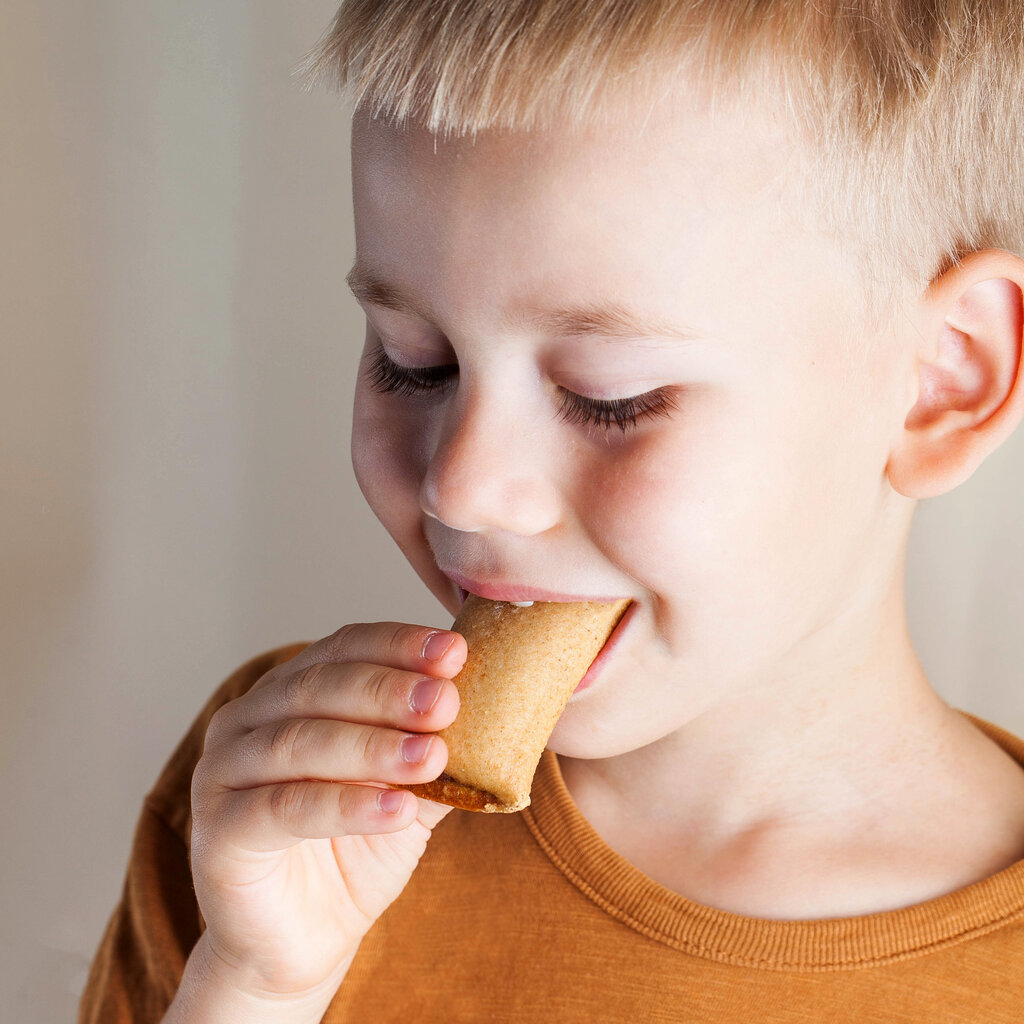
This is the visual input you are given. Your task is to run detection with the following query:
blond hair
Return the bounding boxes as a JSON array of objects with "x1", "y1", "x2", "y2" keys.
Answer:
[{"x1": 295, "y1": 1, "x2": 1024, "y2": 321}]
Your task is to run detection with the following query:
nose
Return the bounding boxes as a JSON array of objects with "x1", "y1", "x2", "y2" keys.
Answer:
[{"x1": 419, "y1": 387, "x2": 562, "y2": 535}]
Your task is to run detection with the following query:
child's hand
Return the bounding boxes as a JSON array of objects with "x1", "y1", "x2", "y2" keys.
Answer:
[{"x1": 184, "y1": 621, "x2": 465, "y2": 1010}]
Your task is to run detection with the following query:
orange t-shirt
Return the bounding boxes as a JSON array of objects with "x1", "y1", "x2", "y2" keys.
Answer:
[{"x1": 80, "y1": 644, "x2": 1024, "y2": 1023}]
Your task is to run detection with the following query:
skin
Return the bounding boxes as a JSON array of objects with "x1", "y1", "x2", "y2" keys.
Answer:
[
  {"x1": 348, "y1": 95, "x2": 1024, "y2": 918},
  {"x1": 169, "y1": 83, "x2": 1024, "y2": 1021}
]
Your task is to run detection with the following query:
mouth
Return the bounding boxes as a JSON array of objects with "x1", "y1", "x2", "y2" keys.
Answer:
[
  {"x1": 446, "y1": 571, "x2": 634, "y2": 695},
  {"x1": 571, "y1": 599, "x2": 636, "y2": 695},
  {"x1": 447, "y1": 570, "x2": 628, "y2": 606}
]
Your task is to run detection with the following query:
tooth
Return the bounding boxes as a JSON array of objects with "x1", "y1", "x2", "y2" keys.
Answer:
[{"x1": 510, "y1": 601, "x2": 534, "y2": 607}]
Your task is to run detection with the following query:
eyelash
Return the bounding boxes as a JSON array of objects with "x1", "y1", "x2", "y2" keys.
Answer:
[{"x1": 364, "y1": 347, "x2": 677, "y2": 434}]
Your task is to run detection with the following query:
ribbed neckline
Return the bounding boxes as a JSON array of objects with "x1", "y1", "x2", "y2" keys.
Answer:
[{"x1": 522, "y1": 713, "x2": 1024, "y2": 971}]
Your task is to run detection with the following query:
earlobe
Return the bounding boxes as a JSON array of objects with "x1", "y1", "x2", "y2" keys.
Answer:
[{"x1": 887, "y1": 252, "x2": 1024, "y2": 499}]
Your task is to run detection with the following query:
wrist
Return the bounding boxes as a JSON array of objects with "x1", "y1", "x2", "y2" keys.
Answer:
[{"x1": 163, "y1": 933, "x2": 354, "y2": 1024}]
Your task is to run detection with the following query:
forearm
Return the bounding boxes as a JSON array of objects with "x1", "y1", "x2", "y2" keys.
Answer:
[{"x1": 161, "y1": 933, "x2": 352, "y2": 1024}]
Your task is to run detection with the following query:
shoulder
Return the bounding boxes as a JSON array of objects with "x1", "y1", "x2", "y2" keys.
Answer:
[{"x1": 144, "y1": 641, "x2": 311, "y2": 838}]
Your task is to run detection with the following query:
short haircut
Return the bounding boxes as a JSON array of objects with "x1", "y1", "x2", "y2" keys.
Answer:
[{"x1": 296, "y1": 1, "x2": 1024, "y2": 323}]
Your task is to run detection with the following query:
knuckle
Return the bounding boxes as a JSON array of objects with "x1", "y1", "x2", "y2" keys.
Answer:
[
  {"x1": 268, "y1": 781, "x2": 308, "y2": 825},
  {"x1": 203, "y1": 699, "x2": 241, "y2": 748},
  {"x1": 247, "y1": 661, "x2": 284, "y2": 695},
  {"x1": 356, "y1": 723, "x2": 386, "y2": 769},
  {"x1": 323, "y1": 621, "x2": 361, "y2": 660},
  {"x1": 203, "y1": 707, "x2": 228, "y2": 748},
  {"x1": 282, "y1": 661, "x2": 327, "y2": 710},
  {"x1": 389, "y1": 622, "x2": 424, "y2": 657},
  {"x1": 267, "y1": 717, "x2": 312, "y2": 764},
  {"x1": 362, "y1": 664, "x2": 397, "y2": 712},
  {"x1": 190, "y1": 757, "x2": 226, "y2": 818}
]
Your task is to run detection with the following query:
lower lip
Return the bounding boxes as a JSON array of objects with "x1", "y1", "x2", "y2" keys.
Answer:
[{"x1": 572, "y1": 601, "x2": 636, "y2": 695}]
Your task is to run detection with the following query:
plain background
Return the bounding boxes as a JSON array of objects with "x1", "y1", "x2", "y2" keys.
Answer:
[{"x1": 2, "y1": 2, "x2": 1023, "y2": 1020}]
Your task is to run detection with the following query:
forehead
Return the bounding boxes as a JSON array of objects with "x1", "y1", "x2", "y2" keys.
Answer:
[
  {"x1": 351, "y1": 87, "x2": 792, "y2": 215},
  {"x1": 348, "y1": 89, "x2": 850, "y2": 345}
]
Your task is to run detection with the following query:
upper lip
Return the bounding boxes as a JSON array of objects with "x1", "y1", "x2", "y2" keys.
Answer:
[{"x1": 444, "y1": 569, "x2": 631, "y2": 604}]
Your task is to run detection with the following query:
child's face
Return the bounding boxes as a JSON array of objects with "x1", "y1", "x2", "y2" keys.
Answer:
[{"x1": 349, "y1": 95, "x2": 914, "y2": 760}]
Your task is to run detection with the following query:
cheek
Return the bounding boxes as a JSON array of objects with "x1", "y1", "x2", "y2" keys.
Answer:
[
  {"x1": 572, "y1": 410, "x2": 827, "y2": 645},
  {"x1": 351, "y1": 392, "x2": 426, "y2": 538},
  {"x1": 351, "y1": 391, "x2": 464, "y2": 614},
  {"x1": 574, "y1": 421, "x2": 727, "y2": 593}
]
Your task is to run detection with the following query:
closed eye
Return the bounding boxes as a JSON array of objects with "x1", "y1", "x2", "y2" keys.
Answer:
[{"x1": 364, "y1": 346, "x2": 677, "y2": 433}]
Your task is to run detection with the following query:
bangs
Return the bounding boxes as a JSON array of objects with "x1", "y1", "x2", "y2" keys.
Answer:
[
  {"x1": 293, "y1": 1, "x2": 803, "y2": 137},
  {"x1": 293, "y1": 1, "x2": 982, "y2": 138}
]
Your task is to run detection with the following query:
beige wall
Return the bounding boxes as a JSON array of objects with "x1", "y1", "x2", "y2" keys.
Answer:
[{"x1": 2, "y1": 3, "x2": 1023, "y2": 1020}]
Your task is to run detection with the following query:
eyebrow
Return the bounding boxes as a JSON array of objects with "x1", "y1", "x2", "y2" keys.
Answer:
[{"x1": 345, "y1": 261, "x2": 702, "y2": 343}]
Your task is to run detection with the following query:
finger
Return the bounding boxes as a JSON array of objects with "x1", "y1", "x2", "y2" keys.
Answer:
[
  {"x1": 227, "y1": 661, "x2": 460, "y2": 738},
  {"x1": 252, "y1": 622, "x2": 468, "y2": 696},
  {"x1": 204, "y1": 624, "x2": 465, "y2": 747},
  {"x1": 209, "y1": 780, "x2": 421, "y2": 853},
  {"x1": 207, "y1": 717, "x2": 450, "y2": 792}
]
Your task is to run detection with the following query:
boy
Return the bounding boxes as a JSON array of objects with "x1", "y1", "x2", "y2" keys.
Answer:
[{"x1": 81, "y1": 2, "x2": 1024, "y2": 1021}]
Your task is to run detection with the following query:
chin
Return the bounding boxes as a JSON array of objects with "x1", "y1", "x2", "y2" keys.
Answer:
[{"x1": 546, "y1": 704, "x2": 648, "y2": 761}]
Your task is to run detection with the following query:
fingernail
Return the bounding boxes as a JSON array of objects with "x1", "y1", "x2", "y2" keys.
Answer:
[
  {"x1": 422, "y1": 631, "x2": 455, "y2": 662},
  {"x1": 401, "y1": 734, "x2": 434, "y2": 764},
  {"x1": 411, "y1": 678, "x2": 445, "y2": 715},
  {"x1": 378, "y1": 789, "x2": 406, "y2": 815}
]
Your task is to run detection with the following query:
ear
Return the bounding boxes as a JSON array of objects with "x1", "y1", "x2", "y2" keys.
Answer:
[{"x1": 886, "y1": 250, "x2": 1024, "y2": 499}]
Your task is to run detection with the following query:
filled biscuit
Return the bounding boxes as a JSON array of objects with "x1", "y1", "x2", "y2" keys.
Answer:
[{"x1": 404, "y1": 595, "x2": 630, "y2": 812}]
